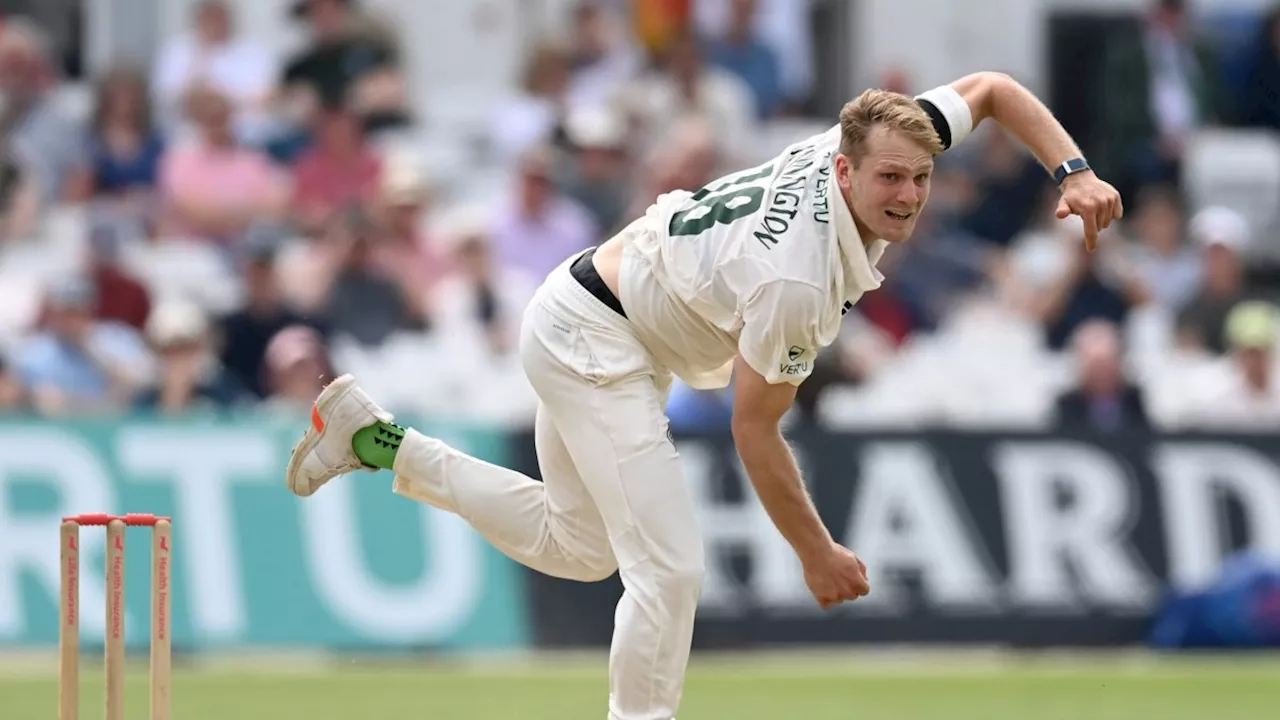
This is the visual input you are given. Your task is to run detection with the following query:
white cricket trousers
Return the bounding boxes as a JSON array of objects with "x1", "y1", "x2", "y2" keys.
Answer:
[{"x1": 390, "y1": 251, "x2": 705, "y2": 720}]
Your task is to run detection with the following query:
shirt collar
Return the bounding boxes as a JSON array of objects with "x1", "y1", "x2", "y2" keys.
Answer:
[{"x1": 829, "y1": 164, "x2": 888, "y2": 292}]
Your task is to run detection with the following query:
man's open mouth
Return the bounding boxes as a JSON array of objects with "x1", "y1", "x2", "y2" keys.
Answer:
[{"x1": 886, "y1": 210, "x2": 912, "y2": 221}]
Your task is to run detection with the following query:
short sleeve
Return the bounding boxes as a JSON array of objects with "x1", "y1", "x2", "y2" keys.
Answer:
[{"x1": 737, "y1": 280, "x2": 827, "y2": 386}]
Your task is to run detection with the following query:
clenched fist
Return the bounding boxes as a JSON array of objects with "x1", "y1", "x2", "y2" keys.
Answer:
[
  {"x1": 802, "y1": 542, "x2": 871, "y2": 609},
  {"x1": 1056, "y1": 170, "x2": 1124, "y2": 252}
]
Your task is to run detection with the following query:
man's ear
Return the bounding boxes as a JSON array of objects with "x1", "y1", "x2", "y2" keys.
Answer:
[{"x1": 835, "y1": 153, "x2": 854, "y2": 191}]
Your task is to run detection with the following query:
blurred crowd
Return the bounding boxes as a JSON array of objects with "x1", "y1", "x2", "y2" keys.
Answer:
[{"x1": 1, "y1": 0, "x2": 1280, "y2": 434}]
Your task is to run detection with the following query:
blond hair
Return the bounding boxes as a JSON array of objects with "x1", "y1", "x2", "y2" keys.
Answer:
[{"x1": 839, "y1": 89, "x2": 943, "y2": 164}]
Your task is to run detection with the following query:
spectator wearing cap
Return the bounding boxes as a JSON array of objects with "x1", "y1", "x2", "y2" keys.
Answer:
[
  {"x1": 260, "y1": 324, "x2": 336, "y2": 413},
  {"x1": 217, "y1": 230, "x2": 324, "y2": 398},
  {"x1": 14, "y1": 277, "x2": 152, "y2": 416},
  {"x1": 491, "y1": 145, "x2": 599, "y2": 283},
  {"x1": 372, "y1": 154, "x2": 448, "y2": 294},
  {"x1": 1176, "y1": 206, "x2": 1252, "y2": 354},
  {"x1": 151, "y1": 1, "x2": 278, "y2": 145},
  {"x1": 430, "y1": 204, "x2": 538, "y2": 358},
  {"x1": 558, "y1": 107, "x2": 633, "y2": 236},
  {"x1": 158, "y1": 83, "x2": 291, "y2": 246},
  {"x1": 289, "y1": 101, "x2": 382, "y2": 235},
  {"x1": 1054, "y1": 319, "x2": 1151, "y2": 432},
  {"x1": 134, "y1": 298, "x2": 248, "y2": 414},
  {"x1": 1182, "y1": 301, "x2": 1280, "y2": 429}
]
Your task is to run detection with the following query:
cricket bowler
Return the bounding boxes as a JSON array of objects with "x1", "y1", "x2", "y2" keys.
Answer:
[{"x1": 285, "y1": 71, "x2": 1122, "y2": 719}]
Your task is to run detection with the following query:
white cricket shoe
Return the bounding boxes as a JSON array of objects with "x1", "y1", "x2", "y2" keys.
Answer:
[{"x1": 285, "y1": 373, "x2": 395, "y2": 497}]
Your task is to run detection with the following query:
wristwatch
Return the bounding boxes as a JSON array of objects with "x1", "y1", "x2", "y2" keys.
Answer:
[{"x1": 1053, "y1": 158, "x2": 1091, "y2": 185}]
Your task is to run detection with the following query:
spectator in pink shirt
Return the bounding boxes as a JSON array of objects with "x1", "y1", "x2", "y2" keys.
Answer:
[
  {"x1": 290, "y1": 102, "x2": 382, "y2": 235},
  {"x1": 490, "y1": 144, "x2": 599, "y2": 282},
  {"x1": 158, "y1": 83, "x2": 289, "y2": 245}
]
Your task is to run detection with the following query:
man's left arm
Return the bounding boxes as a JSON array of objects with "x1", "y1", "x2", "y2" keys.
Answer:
[{"x1": 917, "y1": 72, "x2": 1123, "y2": 251}]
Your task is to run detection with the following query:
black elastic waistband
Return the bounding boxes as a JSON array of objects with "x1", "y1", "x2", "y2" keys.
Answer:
[{"x1": 570, "y1": 246, "x2": 626, "y2": 318}]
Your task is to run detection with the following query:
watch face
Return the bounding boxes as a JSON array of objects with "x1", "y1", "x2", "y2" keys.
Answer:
[{"x1": 1056, "y1": 159, "x2": 1088, "y2": 183}]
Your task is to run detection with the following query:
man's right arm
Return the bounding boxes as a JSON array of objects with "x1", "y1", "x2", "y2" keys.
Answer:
[
  {"x1": 729, "y1": 354, "x2": 832, "y2": 561},
  {"x1": 733, "y1": 280, "x2": 872, "y2": 607}
]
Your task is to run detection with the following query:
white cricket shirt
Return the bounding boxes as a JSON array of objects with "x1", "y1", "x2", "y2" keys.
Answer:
[{"x1": 618, "y1": 85, "x2": 973, "y2": 390}]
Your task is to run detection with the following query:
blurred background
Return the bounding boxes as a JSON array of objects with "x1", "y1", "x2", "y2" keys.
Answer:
[{"x1": 1, "y1": 0, "x2": 1279, "y2": 717}]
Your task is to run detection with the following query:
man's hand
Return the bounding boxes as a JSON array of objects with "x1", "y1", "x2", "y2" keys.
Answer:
[
  {"x1": 949, "y1": 72, "x2": 1125, "y2": 252},
  {"x1": 1056, "y1": 171, "x2": 1123, "y2": 252},
  {"x1": 802, "y1": 541, "x2": 871, "y2": 609}
]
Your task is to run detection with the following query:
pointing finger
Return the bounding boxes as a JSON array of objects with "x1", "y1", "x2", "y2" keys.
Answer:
[{"x1": 1081, "y1": 210, "x2": 1099, "y2": 252}]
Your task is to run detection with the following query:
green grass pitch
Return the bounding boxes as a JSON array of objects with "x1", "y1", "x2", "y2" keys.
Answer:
[{"x1": 3, "y1": 651, "x2": 1278, "y2": 719}]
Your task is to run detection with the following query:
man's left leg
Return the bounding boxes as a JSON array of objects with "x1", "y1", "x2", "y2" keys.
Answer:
[{"x1": 518, "y1": 309, "x2": 705, "y2": 720}]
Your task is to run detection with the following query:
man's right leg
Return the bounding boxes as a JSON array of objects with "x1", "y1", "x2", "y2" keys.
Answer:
[
  {"x1": 390, "y1": 402, "x2": 618, "y2": 582},
  {"x1": 285, "y1": 373, "x2": 618, "y2": 583}
]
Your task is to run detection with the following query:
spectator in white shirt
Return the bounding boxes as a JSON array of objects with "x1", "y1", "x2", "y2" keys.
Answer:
[
  {"x1": 621, "y1": 31, "x2": 756, "y2": 167},
  {"x1": 490, "y1": 40, "x2": 573, "y2": 161},
  {"x1": 430, "y1": 204, "x2": 538, "y2": 359},
  {"x1": 1182, "y1": 301, "x2": 1280, "y2": 430},
  {"x1": 1124, "y1": 183, "x2": 1201, "y2": 313},
  {"x1": 566, "y1": 1, "x2": 642, "y2": 112},
  {"x1": 152, "y1": 0, "x2": 278, "y2": 144}
]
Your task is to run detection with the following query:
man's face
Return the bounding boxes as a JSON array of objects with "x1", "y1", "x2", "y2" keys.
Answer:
[
  {"x1": 574, "y1": 4, "x2": 607, "y2": 57},
  {"x1": 0, "y1": 42, "x2": 38, "y2": 96},
  {"x1": 196, "y1": 3, "x2": 231, "y2": 44},
  {"x1": 1080, "y1": 345, "x2": 1123, "y2": 397},
  {"x1": 1136, "y1": 196, "x2": 1183, "y2": 254},
  {"x1": 307, "y1": 0, "x2": 348, "y2": 38},
  {"x1": 1238, "y1": 347, "x2": 1272, "y2": 390},
  {"x1": 1204, "y1": 243, "x2": 1242, "y2": 296},
  {"x1": 730, "y1": 0, "x2": 757, "y2": 33},
  {"x1": 579, "y1": 146, "x2": 624, "y2": 181},
  {"x1": 244, "y1": 260, "x2": 279, "y2": 307},
  {"x1": 191, "y1": 90, "x2": 233, "y2": 140},
  {"x1": 317, "y1": 110, "x2": 362, "y2": 153},
  {"x1": 457, "y1": 238, "x2": 490, "y2": 277},
  {"x1": 519, "y1": 164, "x2": 554, "y2": 212},
  {"x1": 49, "y1": 305, "x2": 93, "y2": 342},
  {"x1": 839, "y1": 125, "x2": 933, "y2": 244},
  {"x1": 667, "y1": 36, "x2": 701, "y2": 87}
]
